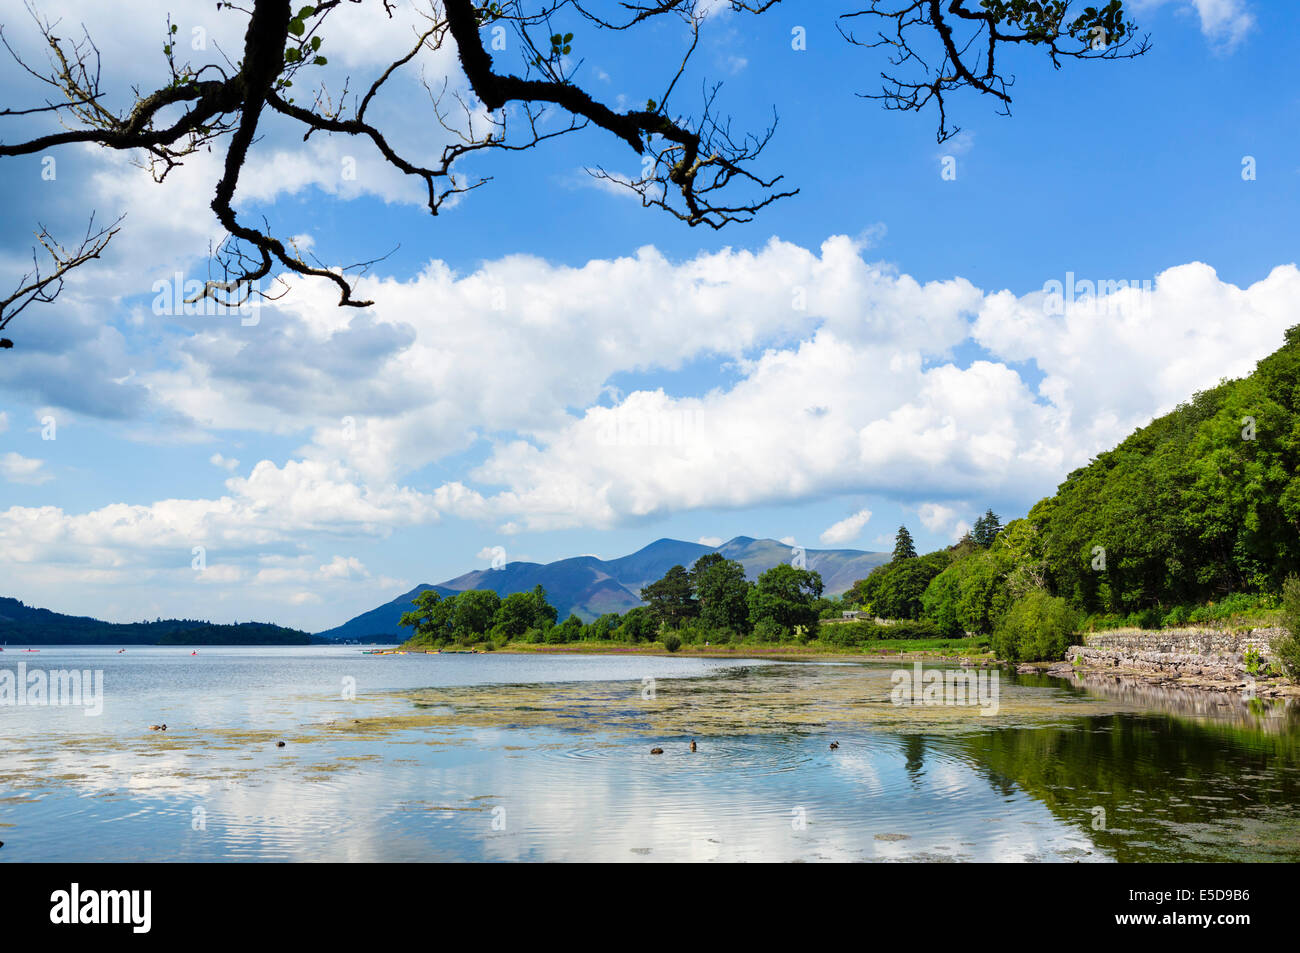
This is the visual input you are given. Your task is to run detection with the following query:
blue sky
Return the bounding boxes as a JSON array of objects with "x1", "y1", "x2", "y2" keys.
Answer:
[{"x1": 1, "y1": 0, "x2": 1298, "y2": 630}]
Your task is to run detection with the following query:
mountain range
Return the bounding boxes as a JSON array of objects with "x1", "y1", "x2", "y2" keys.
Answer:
[{"x1": 316, "y1": 536, "x2": 889, "y2": 642}]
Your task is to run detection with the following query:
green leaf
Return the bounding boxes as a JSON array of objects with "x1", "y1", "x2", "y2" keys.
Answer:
[
  {"x1": 310, "y1": 35, "x2": 322, "y2": 51},
  {"x1": 288, "y1": 19, "x2": 305, "y2": 36},
  {"x1": 312, "y1": 55, "x2": 327, "y2": 65},
  {"x1": 298, "y1": 5, "x2": 316, "y2": 17},
  {"x1": 170, "y1": 24, "x2": 178, "y2": 33},
  {"x1": 284, "y1": 47, "x2": 301, "y2": 62}
]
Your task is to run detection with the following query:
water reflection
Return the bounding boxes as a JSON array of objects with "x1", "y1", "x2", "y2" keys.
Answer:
[
  {"x1": 1038, "y1": 670, "x2": 1300, "y2": 733},
  {"x1": 0, "y1": 726, "x2": 1107, "y2": 862},
  {"x1": 0, "y1": 649, "x2": 1298, "y2": 861},
  {"x1": 959, "y1": 712, "x2": 1300, "y2": 861}
]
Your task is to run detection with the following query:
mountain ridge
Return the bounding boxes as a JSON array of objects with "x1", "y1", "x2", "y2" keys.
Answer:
[{"x1": 316, "y1": 535, "x2": 889, "y2": 641}]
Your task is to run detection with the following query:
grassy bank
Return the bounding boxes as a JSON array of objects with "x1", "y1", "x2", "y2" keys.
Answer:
[{"x1": 1079, "y1": 594, "x2": 1283, "y2": 634}]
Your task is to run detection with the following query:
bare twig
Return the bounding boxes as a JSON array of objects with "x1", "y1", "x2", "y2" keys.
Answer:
[{"x1": 0, "y1": 212, "x2": 124, "y2": 345}]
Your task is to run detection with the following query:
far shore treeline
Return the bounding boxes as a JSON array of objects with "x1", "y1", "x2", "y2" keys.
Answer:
[
  {"x1": 401, "y1": 326, "x2": 1300, "y2": 676},
  {"x1": 0, "y1": 597, "x2": 312, "y2": 646}
]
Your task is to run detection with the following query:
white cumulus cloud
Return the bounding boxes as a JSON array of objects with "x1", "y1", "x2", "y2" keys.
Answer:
[
  {"x1": 820, "y1": 508, "x2": 873, "y2": 545},
  {"x1": 1136, "y1": 0, "x2": 1255, "y2": 50},
  {"x1": 0, "y1": 452, "x2": 52, "y2": 485}
]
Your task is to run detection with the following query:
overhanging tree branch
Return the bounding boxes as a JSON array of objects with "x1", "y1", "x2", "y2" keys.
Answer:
[
  {"x1": 0, "y1": 212, "x2": 123, "y2": 346},
  {"x1": 840, "y1": 0, "x2": 1149, "y2": 141},
  {"x1": 0, "y1": 0, "x2": 1144, "y2": 346}
]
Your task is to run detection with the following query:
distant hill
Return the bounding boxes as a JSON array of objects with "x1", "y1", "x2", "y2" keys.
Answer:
[
  {"x1": 317, "y1": 536, "x2": 889, "y2": 642},
  {"x1": 0, "y1": 597, "x2": 313, "y2": 645}
]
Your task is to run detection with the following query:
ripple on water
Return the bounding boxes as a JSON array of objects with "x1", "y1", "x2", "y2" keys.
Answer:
[
  {"x1": 4, "y1": 653, "x2": 1299, "y2": 861},
  {"x1": 506, "y1": 730, "x2": 1033, "y2": 850},
  {"x1": 530, "y1": 734, "x2": 823, "y2": 778}
]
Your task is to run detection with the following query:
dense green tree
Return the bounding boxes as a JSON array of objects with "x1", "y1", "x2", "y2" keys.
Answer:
[
  {"x1": 690, "y1": 554, "x2": 752, "y2": 634},
  {"x1": 640, "y1": 564, "x2": 698, "y2": 629},
  {"x1": 401, "y1": 585, "x2": 563, "y2": 646},
  {"x1": 452, "y1": 589, "x2": 501, "y2": 641},
  {"x1": 906, "y1": 325, "x2": 1300, "y2": 629},
  {"x1": 893, "y1": 525, "x2": 917, "y2": 560},
  {"x1": 529, "y1": 585, "x2": 559, "y2": 629},
  {"x1": 920, "y1": 567, "x2": 965, "y2": 636},
  {"x1": 585, "y1": 612, "x2": 622, "y2": 641},
  {"x1": 494, "y1": 591, "x2": 537, "y2": 638},
  {"x1": 919, "y1": 519, "x2": 1046, "y2": 634},
  {"x1": 855, "y1": 550, "x2": 951, "y2": 620},
  {"x1": 747, "y1": 563, "x2": 824, "y2": 633},
  {"x1": 1026, "y1": 327, "x2": 1300, "y2": 613},
  {"x1": 751, "y1": 616, "x2": 788, "y2": 643},
  {"x1": 991, "y1": 592, "x2": 1079, "y2": 662},
  {"x1": 399, "y1": 589, "x2": 457, "y2": 646},
  {"x1": 491, "y1": 586, "x2": 557, "y2": 638},
  {"x1": 549, "y1": 613, "x2": 584, "y2": 644},
  {"x1": 972, "y1": 509, "x2": 1003, "y2": 548},
  {"x1": 616, "y1": 606, "x2": 658, "y2": 643}
]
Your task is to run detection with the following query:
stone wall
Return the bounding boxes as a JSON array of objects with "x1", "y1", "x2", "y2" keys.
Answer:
[
  {"x1": 1063, "y1": 627, "x2": 1284, "y2": 681},
  {"x1": 1067, "y1": 645, "x2": 1243, "y2": 678},
  {"x1": 1081, "y1": 626, "x2": 1281, "y2": 657}
]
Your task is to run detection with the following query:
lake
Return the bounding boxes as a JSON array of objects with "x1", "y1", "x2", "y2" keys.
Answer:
[{"x1": 1, "y1": 646, "x2": 1297, "y2": 861}]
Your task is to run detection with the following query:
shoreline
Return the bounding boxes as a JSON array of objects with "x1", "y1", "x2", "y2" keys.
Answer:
[
  {"x1": 375, "y1": 642, "x2": 999, "y2": 664},
  {"x1": 20, "y1": 638, "x2": 1292, "y2": 700},
  {"x1": 386, "y1": 640, "x2": 1300, "y2": 700},
  {"x1": 1018, "y1": 658, "x2": 1300, "y2": 700},
  {"x1": 1043, "y1": 628, "x2": 1300, "y2": 699}
]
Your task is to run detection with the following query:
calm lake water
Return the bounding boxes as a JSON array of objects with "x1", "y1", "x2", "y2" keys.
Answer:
[{"x1": 1, "y1": 646, "x2": 1298, "y2": 862}]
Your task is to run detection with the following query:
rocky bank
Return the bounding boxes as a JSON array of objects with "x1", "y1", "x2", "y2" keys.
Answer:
[{"x1": 1024, "y1": 626, "x2": 1300, "y2": 699}]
